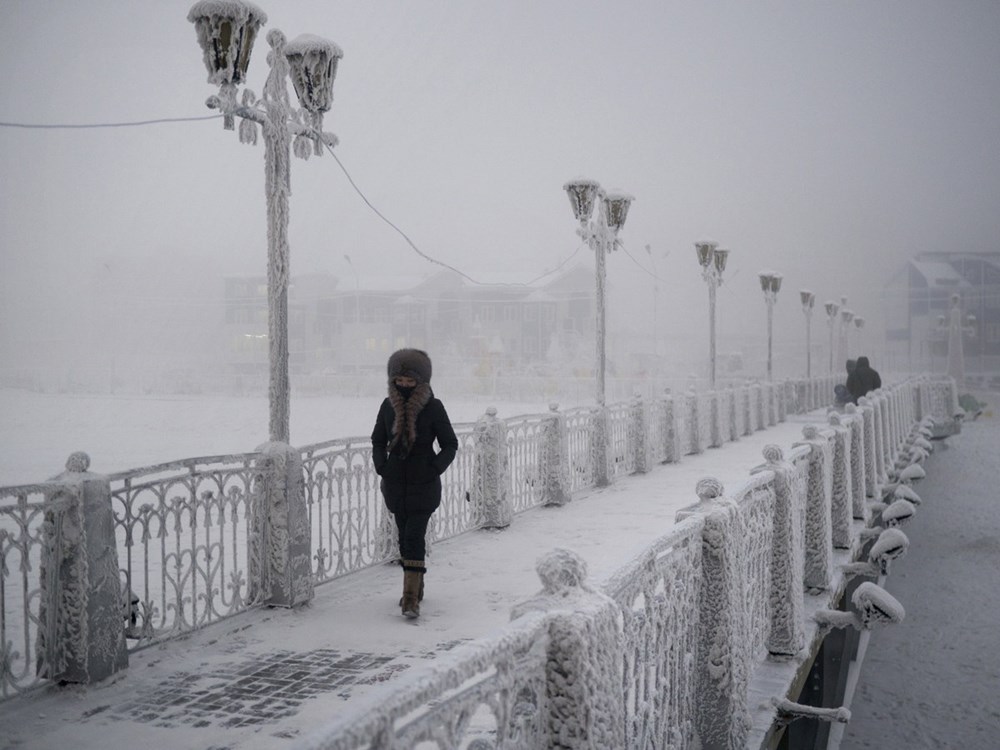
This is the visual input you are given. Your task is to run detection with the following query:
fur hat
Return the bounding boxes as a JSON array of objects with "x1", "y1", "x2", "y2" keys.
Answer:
[{"x1": 387, "y1": 348, "x2": 432, "y2": 384}]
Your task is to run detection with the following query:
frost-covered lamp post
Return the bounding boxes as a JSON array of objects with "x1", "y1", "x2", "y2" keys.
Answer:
[
  {"x1": 563, "y1": 179, "x2": 633, "y2": 406},
  {"x1": 800, "y1": 290, "x2": 815, "y2": 378},
  {"x1": 188, "y1": 0, "x2": 343, "y2": 443},
  {"x1": 824, "y1": 300, "x2": 839, "y2": 374},
  {"x1": 853, "y1": 316, "x2": 865, "y2": 355},
  {"x1": 838, "y1": 304, "x2": 854, "y2": 369},
  {"x1": 759, "y1": 271, "x2": 782, "y2": 381},
  {"x1": 696, "y1": 241, "x2": 731, "y2": 389},
  {"x1": 937, "y1": 294, "x2": 976, "y2": 386}
]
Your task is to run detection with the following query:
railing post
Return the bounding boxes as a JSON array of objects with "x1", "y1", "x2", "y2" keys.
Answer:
[
  {"x1": 687, "y1": 388, "x2": 703, "y2": 455},
  {"x1": 858, "y1": 398, "x2": 879, "y2": 499},
  {"x1": 630, "y1": 393, "x2": 651, "y2": 473},
  {"x1": 754, "y1": 382, "x2": 766, "y2": 431},
  {"x1": 794, "y1": 426, "x2": 834, "y2": 591},
  {"x1": 38, "y1": 452, "x2": 128, "y2": 684},
  {"x1": 593, "y1": 405, "x2": 612, "y2": 487},
  {"x1": 675, "y1": 478, "x2": 753, "y2": 750},
  {"x1": 727, "y1": 387, "x2": 739, "y2": 442},
  {"x1": 251, "y1": 442, "x2": 313, "y2": 607},
  {"x1": 826, "y1": 413, "x2": 853, "y2": 549},
  {"x1": 742, "y1": 383, "x2": 753, "y2": 437},
  {"x1": 541, "y1": 403, "x2": 571, "y2": 507},
  {"x1": 472, "y1": 406, "x2": 512, "y2": 528},
  {"x1": 754, "y1": 446, "x2": 805, "y2": 658},
  {"x1": 844, "y1": 404, "x2": 867, "y2": 519},
  {"x1": 796, "y1": 380, "x2": 808, "y2": 415},
  {"x1": 709, "y1": 390, "x2": 723, "y2": 448},
  {"x1": 877, "y1": 391, "x2": 894, "y2": 473},
  {"x1": 511, "y1": 548, "x2": 626, "y2": 749},
  {"x1": 659, "y1": 389, "x2": 680, "y2": 463}
]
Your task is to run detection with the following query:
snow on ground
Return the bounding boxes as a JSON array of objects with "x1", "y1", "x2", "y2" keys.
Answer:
[{"x1": 0, "y1": 388, "x2": 540, "y2": 486}]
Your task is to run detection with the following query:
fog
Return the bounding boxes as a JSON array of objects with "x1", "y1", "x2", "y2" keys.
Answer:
[{"x1": 3, "y1": 0, "x2": 1000, "y2": 390}]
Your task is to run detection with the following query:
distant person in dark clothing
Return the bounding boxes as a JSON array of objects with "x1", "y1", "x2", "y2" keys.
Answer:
[
  {"x1": 846, "y1": 356, "x2": 882, "y2": 403},
  {"x1": 834, "y1": 359, "x2": 858, "y2": 407}
]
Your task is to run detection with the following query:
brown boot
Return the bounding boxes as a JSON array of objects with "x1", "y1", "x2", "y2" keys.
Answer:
[{"x1": 401, "y1": 560, "x2": 425, "y2": 618}]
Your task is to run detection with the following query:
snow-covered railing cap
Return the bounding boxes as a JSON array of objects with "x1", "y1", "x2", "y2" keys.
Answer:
[
  {"x1": 869, "y1": 527, "x2": 909, "y2": 572},
  {"x1": 853, "y1": 581, "x2": 905, "y2": 628},
  {"x1": 882, "y1": 499, "x2": 916, "y2": 528},
  {"x1": 695, "y1": 476, "x2": 725, "y2": 503},
  {"x1": 65, "y1": 451, "x2": 91, "y2": 473}
]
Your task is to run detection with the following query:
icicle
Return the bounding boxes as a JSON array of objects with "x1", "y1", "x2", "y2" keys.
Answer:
[
  {"x1": 293, "y1": 133, "x2": 312, "y2": 160},
  {"x1": 239, "y1": 118, "x2": 258, "y2": 146}
]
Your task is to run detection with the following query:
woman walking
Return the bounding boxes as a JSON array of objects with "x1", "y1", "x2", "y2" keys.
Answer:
[{"x1": 371, "y1": 348, "x2": 458, "y2": 618}]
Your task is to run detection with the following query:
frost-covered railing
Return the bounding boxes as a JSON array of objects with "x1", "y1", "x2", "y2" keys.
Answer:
[
  {"x1": 300, "y1": 437, "x2": 386, "y2": 582},
  {"x1": 109, "y1": 453, "x2": 263, "y2": 651},
  {"x1": 0, "y1": 372, "x2": 871, "y2": 702},
  {"x1": 303, "y1": 378, "x2": 929, "y2": 749},
  {"x1": 0, "y1": 483, "x2": 79, "y2": 699},
  {"x1": 601, "y1": 517, "x2": 704, "y2": 748},
  {"x1": 300, "y1": 611, "x2": 552, "y2": 749}
]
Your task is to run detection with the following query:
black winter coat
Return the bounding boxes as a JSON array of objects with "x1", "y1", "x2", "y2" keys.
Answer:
[
  {"x1": 371, "y1": 394, "x2": 458, "y2": 514},
  {"x1": 846, "y1": 357, "x2": 882, "y2": 403}
]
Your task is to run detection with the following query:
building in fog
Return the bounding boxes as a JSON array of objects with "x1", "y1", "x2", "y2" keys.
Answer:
[
  {"x1": 222, "y1": 264, "x2": 596, "y2": 382},
  {"x1": 883, "y1": 251, "x2": 1000, "y2": 379}
]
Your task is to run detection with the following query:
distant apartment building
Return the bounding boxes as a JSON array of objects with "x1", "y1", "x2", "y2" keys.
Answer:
[
  {"x1": 223, "y1": 264, "x2": 596, "y2": 378},
  {"x1": 883, "y1": 251, "x2": 1000, "y2": 374}
]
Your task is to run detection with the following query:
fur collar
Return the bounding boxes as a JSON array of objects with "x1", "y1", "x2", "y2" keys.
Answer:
[{"x1": 387, "y1": 382, "x2": 432, "y2": 453}]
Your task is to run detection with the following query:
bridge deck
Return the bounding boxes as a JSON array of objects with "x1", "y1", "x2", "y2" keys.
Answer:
[{"x1": 0, "y1": 408, "x2": 869, "y2": 749}]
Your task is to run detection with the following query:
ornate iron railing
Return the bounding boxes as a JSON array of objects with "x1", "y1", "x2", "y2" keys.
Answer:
[
  {"x1": 607, "y1": 400, "x2": 635, "y2": 478},
  {"x1": 108, "y1": 454, "x2": 261, "y2": 651},
  {"x1": 505, "y1": 414, "x2": 547, "y2": 513},
  {"x1": 602, "y1": 516, "x2": 704, "y2": 749},
  {"x1": 0, "y1": 484, "x2": 78, "y2": 699},
  {"x1": 564, "y1": 406, "x2": 598, "y2": 492}
]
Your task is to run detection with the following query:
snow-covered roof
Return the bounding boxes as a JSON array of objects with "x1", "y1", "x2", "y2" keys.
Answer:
[{"x1": 910, "y1": 261, "x2": 971, "y2": 288}]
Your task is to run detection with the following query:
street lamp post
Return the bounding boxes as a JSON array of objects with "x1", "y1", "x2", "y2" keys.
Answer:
[
  {"x1": 800, "y1": 290, "x2": 815, "y2": 378},
  {"x1": 695, "y1": 241, "x2": 731, "y2": 389},
  {"x1": 839, "y1": 305, "x2": 855, "y2": 367},
  {"x1": 853, "y1": 316, "x2": 865, "y2": 356},
  {"x1": 758, "y1": 272, "x2": 783, "y2": 381},
  {"x1": 563, "y1": 179, "x2": 634, "y2": 406},
  {"x1": 937, "y1": 294, "x2": 976, "y2": 386},
  {"x1": 824, "y1": 300, "x2": 840, "y2": 374},
  {"x1": 188, "y1": 1, "x2": 343, "y2": 443}
]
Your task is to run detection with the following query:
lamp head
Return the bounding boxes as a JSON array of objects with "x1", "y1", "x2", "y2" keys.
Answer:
[
  {"x1": 284, "y1": 34, "x2": 343, "y2": 114},
  {"x1": 854, "y1": 317, "x2": 865, "y2": 329},
  {"x1": 695, "y1": 241, "x2": 717, "y2": 268},
  {"x1": 841, "y1": 308, "x2": 854, "y2": 324},
  {"x1": 800, "y1": 290, "x2": 815, "y2": 308},
  {"x1": 603, "y1": 191, "x2": 634, "y2": 233},
  {"x1": 188, "y1": 0, "x2": 267, "y2": 86},
  {"x1": 824, "y1": 301, "x2": 839, "y2": 318},
  {"x1": 712, "y1": 248, "x2": 730, "y2": 274},
  {"x1": 564, "y1": 178, "x2": 600, "y2": 224}
]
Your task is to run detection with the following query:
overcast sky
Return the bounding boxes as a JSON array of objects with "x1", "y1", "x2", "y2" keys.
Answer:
[{"x1": 2, "y1": 0, "x2": 999, "y2": 375}]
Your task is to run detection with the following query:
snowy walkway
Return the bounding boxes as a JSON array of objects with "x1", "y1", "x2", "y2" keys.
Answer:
[
  {"x1": 841, "y1": 416, "x2": 1000, "y2": 749},
  {"x1": 0, "y1": 406, "x2": 952, "y2": 750}
]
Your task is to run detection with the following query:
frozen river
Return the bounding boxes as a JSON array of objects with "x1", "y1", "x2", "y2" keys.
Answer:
[
  {"x1": 843, "y1": 414, "x2": 1000, "y2": 748},
  {"x1": 0, "y1": 388, "x2": 541, "y2": 486}
]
